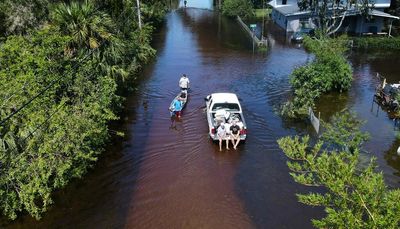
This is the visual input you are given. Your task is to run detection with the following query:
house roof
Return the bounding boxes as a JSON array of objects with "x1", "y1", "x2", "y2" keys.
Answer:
[
  {"x1": 268, "y1": 0, "x2": 399, "y2": 20},
  {"x1": 369, "y1": 9, "x2": 399, "y2": 19},
  {"x1": 268, "y1": 1, "x2": 305, "y2": 16},
  {"x1": 335, "y1": 8, "x2": 400, "y2": 20},
  {"x1": 274, "y1": 5, "x2": 304, "y2": 16}
]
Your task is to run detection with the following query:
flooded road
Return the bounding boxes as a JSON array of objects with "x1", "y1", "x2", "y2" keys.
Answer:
[{"x1": 3, "y1": 1, "x2": 400, "y2": 228}]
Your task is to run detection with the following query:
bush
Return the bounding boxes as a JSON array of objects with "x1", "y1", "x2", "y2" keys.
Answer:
[
  {"x1": 353, "y1": 37, "x2": 400, "y2": 50},
  {"x1": 281, "y1": 36, "x2": 352, "y2": 118}
]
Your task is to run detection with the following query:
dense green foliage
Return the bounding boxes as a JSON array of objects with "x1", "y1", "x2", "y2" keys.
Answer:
[
  {"x1": 353, "y1": 37, "x2": 400, "y2": 50},
  {"x1": 0, "y1": 0, "x2": 50, "y2": 35},
  {"x1": 281, "y1": 36, "x2": 352, "y2": 118},
  {"x1": 0, "y1": 0, "x2": 167, "y2": 220},
  {"x1": 321, "y1": 111, "x2": 370, "y2": 153},
  {"x1": 222, "y1": 0, "x2": 254, "y2": 19},
  {"x1": 277, "y1": 113, "x2": 400, "y2": 228},
  {"x1": 0, "y1": 30, "x2": 118, "y2": 219},
  {"x1": 251, "y1": 0, "x2": 267, "y2": 9}
]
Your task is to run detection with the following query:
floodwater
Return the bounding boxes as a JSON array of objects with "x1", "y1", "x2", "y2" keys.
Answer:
[{"x1": 3, "y1": 1, "x2": 400, "y2": 229}]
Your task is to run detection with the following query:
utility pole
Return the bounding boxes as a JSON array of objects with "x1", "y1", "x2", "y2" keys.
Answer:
[
  {"x1": 261, "y1": 0, "x2": 265, "y2": 40},
  {"x1": 136, "y1": 0, "x2": 142, "y2": 29}
]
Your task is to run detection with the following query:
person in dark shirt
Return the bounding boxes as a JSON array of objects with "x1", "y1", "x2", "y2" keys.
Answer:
[{"x1": 230, "y1": 120, "x2": 241, "y2": 150}]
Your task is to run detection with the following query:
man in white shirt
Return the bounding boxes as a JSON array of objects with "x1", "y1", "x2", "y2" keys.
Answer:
[{"x1": 179, "y1": 74, "x2": 190, "y2": 91}]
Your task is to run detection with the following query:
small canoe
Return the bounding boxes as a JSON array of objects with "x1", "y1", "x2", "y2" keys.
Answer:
[{"x1": 169, "y1": 90, "x2": 188, "y2": 117}]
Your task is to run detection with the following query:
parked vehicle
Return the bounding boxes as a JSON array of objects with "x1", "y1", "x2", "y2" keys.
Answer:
[
  {"x1": 204, "y1": 93, "x2": 247, "y2": 141},
  {"x1": 291, "y1": 32, "x2": 305, "y2": 42},
  {"x1": 291, "y1": 28, "x2": 314, "y2": 43}
]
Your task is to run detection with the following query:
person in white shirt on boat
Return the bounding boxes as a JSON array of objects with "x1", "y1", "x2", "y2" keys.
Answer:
[
  {"x1": 179, "y1": 74, "x2": 190, "y2": 91},
  {"x1": 217, "y1": 124, "x2": 229, "y2": 151}
]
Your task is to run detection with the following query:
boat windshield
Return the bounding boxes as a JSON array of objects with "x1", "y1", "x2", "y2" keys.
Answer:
[{"x1": 212, "y1": 103, "x2": 240, "y2": 111}]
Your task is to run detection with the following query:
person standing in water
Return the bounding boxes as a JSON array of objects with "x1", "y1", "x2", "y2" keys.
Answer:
[
  {"x1": 179, "y1": 74, "x2": 190, "y2": 91},
  {"x1": 184, "y1": 0, "x2": 187, "y2": 7},
  {"x1": 171, "y1": 98, "x2": 183, "y2": 118}
]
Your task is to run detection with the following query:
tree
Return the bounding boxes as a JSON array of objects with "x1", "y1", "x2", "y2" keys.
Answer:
[
  {"x1": 0, "y1": 0, "x2": 50, "y2": 36},
  {"x1": 53, "y1": 0, "x2": 133, "y2": 81},
  {"x1": 52, "y1": 0, "x2": 115, "y2": 52},
  {"x1": 321, "y1": 111, "x2": 369, "y2": 153},
  {"x1": 0, "y1": 28, "x2": 119, "y2": 220},
  {"x1": 297, "y1": 0, "x2": 373, "y2": 36},
  {"x1": 222, "y1": 0, "x2": 254, "y2": 19},
  {"x1": 0, "y1": 0, "x2": 166, "y2": 220},
  {"x1": 277, "y1": 113, "x2": 400, "y2": 228}
]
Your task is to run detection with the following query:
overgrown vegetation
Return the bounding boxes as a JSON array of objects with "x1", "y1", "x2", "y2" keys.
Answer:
[
  {"x1": 222, "y1": 0, "x2": 254, "y2": 19},
  {"x1": 281, "y1": 36, "x2": 352, "y2": 118},
  {"x1": 353, "y1": 36, "x2": 400, "y2": 50},
  {"x1": 278, "y1": 112, "x2": 400, "y2": 228},
  {"x1": 0, "y1": 0, "x2": 168, "y2": 220}
]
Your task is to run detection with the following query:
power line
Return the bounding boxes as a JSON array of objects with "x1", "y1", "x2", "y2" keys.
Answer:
[
  {"x1": 0, "y1": 5, "x2": 134, "y2": 127},
  {"x1": 0, "y1": 2, "x2": 138, "y2": 126},
  {"x1": 0, "y1": 48, "x2": 94, "y2": 127},
  {"x1": 1, "y1": 102, "x2": 66, "y2": 157}
]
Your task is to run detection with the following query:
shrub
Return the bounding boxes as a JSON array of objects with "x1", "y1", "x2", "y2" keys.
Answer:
[
  {"x1": 353, "y1": 37, "x2": 400, "y2": 50},
  {"x1": 281, "y1": 36, "x2": 352, "y2": 118}
]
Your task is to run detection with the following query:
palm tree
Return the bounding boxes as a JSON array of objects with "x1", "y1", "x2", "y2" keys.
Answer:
[
  {"x1": 53, "y1": 0, "x2": 115, "y2": 52},
  {"x1": 52, "y1": 0, "x2": 131, "y2": 80}
]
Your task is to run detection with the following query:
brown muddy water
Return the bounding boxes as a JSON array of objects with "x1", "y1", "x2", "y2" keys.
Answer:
[{"x1": 3, "y1": 2, "x2": 400, "y2": 229}]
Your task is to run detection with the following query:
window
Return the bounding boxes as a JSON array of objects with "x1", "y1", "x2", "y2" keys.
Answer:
[
  {"x1": 299, "y1": 18, "x2": 310, "y2": 28},
  {"x1": 212, "y1": 103, "x2": 240, "y2": 111}
]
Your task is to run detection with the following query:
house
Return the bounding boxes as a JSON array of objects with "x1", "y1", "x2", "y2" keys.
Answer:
[{"x1": 268, "y1": 0, "x2": 399, "y2": 35}]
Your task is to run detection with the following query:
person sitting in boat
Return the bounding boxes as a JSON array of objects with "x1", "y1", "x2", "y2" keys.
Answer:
[
  {"x1": 217, "y1": 124, "x2": 229, "y2": 151},
  {"x1": 180, "y1": 91, "x2": 187, "y2": 99},
  {"x1": 171, "y1": 98, "x2": 183, "y2": 118},
  {"x1": 230, "y1": 120, "x2": 241, "y2": 150},
  {"x1": 179, "y1": 74, "x2": 190, "y2": 91}
]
